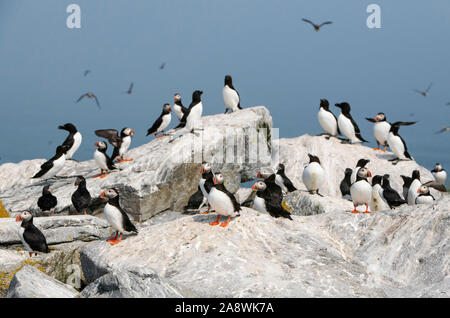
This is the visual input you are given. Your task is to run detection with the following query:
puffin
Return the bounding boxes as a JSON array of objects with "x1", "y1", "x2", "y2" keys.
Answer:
[
  {"x1": 365, "y1": 113, "x2": 390, "y2": 152},
  {"x1": 175, "y1": 90, "x2": 203, "y2": 132},
  {"x1": 251, "y1": 180, "x2": 292, "y2": 220},
  {"x1": 58, "y1": 123, "x2": 82, "y2": 160},
  {"x1": 71, "y1": 176, "x2": 91, "y2": 215},
  {"x1": 223, "y1": 75, "x2": 242, "y2": 113},
  {"x1": 302, "y1": 154, "x2": 325, "y2": 196},
  {"x1": 146, "y1": 104, "x2": 172, "y2": 138},
  {"x1": 317, "y1": 99, "x2": 339, "y2": 139},
  {"x1": 407, "y1": 170, "x2": 421, "y2": 205},
  {"x1": 370, "y1": 175, "x2": 390, "y2": 212},
  {"x1": 95, "y1": 127, "x2": 135, "y2": 162},
  {"x1": 16, "y1": 211, "x2": 49, "y2": 257},
  {"x1": 256, "y1": 168, "x2": 284, "y2": 204},
  {"x1": 400, "y1": 175, "x2": 413, "y2": 201},
  {"x1": 381, "y1": 174, "x2": 407, "y2": 209},
  {"x1": 207, "y1": 173, "x2": 241, "y2": 227},
  {"x1": 340, "y1": 168, "x2": 353, "y2": 198},
  {"x1": 387, "y1": 122, "x2": 416, "y2": 163},
  {"x1": 415, "y1": 185, "x2": 435, "y2": 204},
  {"x1": 99, "y1": 188, "x2": 138, "y2": 245},
  {"x1": 173, "y1": 93, "x2": 187, "y2": 121},
  {"x1": 431, "y1": 163, "x2": 447, "y2": 185},
  {"x1": 93, "y1": 141, "x2": 117, "y2": 178},
  {"x1": 350, "y1": 167, "x2": 372, "y2": 213},
  {"x1": 275, "y1": 163, "x2": 297, "y2": 194},
  {"x1": 335, "y1": 102, "x2": 367, "y2": 144},
  {"x1": 37, "y1": 185, "x2": 57, "y2": 216},
  {"x1": 350, "y1": 159, "x2": 370, "y2": 184},
  {"x1": 32, "y1": 145, "x2": 69, "y2": 179}
]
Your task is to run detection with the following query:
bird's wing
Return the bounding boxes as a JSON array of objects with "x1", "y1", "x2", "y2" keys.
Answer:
[
  {"x1": 118, "y1": 206, "x2": 138, "y2": 233},
  {"x1": 302, "y1": 18, "x2": 314, "y2": 26},
  {"x1": 92, "y1": 94, "x2": 101, "y2": 109},
  {"x1": 319, "y1": 21, "x2": 333, "y2": 27},
  {"x1": 426, "y1": 83, "x2": 433, "y2": 92},
  {"x1": 84, "y1": 70, "x2": 90, "y2": 76},
  {"x1": 435, "y1": 128, "x2": 447, "y2": 134},
  {"x1": 348, "y1": 115, "x2": 367, "y2": 142},
  {"x1": 76, "y1": 94, "x2": 88, "y2": 103},
  {"x1": 413, "y1": 89, "x2": 423, "y2": 94},
  {"x1": 423, "y1": 181, "x2": 447, "y2": 192},
  {"x1": 265, "y1": 200, "x2": 292, "y2": 220},
  {"x1": 95, "y1": 129, "x2": 121, "y2": 147},
  {"x1": 23, "y1": 226, "x2": 48, "y2": 252},
  {"x1": 279, "y1": 172, "x2": 297, "y2": 192},
  {"x1": 129, "y1": 82, "x2": 134, "y2": 92},
  {"x1": 146, "y1": 116, "x2": 163, "y2": 136}
]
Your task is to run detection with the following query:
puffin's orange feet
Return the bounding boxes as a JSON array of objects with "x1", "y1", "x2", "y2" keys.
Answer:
[
  {"x1": 363, "y1": 210, "x2": 371, "y2": 214},
  {"x1": 351, "y1": 210, "x2": 359, "y2": 214},
  {"x1": 210, "y1": 216, "x2": 220, "y2": 226},
  {"x1": 381, "y1": 148, "x2": 386, "y2": 152},
  {"x1": 220, "y1": 216, "x2": 231, "y2": 227},
  {"x1": 155, "y1": 134, "x2": 164, "y2": 138},
  {"x1": 93, "y1": 173, "x2": 103, "y2": 178},
  {"x1": 119, "y1": 158, "x2": 134, "y2": 162},
  {"x1": 100, "y1": 171, "x2": 109, "y2": 179},
  {"x1": 110, "y1": 234, "x2": 122, "y2": 245},
  {"x1": 107, "y1": 232, "x2": 118, "y2": 242},
  {"x1": 373, "y1": 148, "x2": 380, "y2": 151},
  {"x1": 200, "y1": 211, "x2": 209, "y2": 215}
]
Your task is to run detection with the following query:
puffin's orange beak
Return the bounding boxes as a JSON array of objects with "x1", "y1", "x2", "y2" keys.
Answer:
[
  {"x1": 257, "y1": 171, "x2": 261, "y2": 178},
  {"x1": 100, "y1": 191, "x2": 105, "y2": 198},
  {"x1": 367, "y1": 171, "x2": 372, "y2": 178},
  {"x1": 252, "y1": 183, "x2": 257, "y2": 191},
  {"x1": 417, "y1": 188, "x2": 421, "y2": 194},
  {"x1": 374, "y1": 117, "x2": 378, "y2": 121},
  {"x1": 213, "y1": 176, "x2": 217, "y2": 184},
  {"x1": 131, "y1": 130, "x2": 135, "y2": 136},
  {"x1": 15, "y1": 214, "x2": 22, "y2": 222},
  {"x1": 94, "y1": 142, "x2": 99, "y2": 147}
]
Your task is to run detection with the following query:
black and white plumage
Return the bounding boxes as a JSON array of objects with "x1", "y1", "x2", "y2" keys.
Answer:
[
  {"x1": 335, "y1": 102, "x2": 367, "y2": 144},
  {"x1": 407, "y1": 170, "x2": 421, "y2": 205},
  {"x1": 184, "y1": 162, "x2": 214, "y2": 213},
  {"x1": 387, "y1": 122, "x2": 416, "y2": 163},
  {"x1": 37, "y1": 185, "x2": 57, "y2": 215},
  {"x1": 173, "y1": 93, "x2": 188, "y2": 121},
  {"x1": 350, "y1": 167, "x2": 372, "y2": 213},
  {"x1": 175, "y1": 90, "x2": 203, "y2": 131},
  {"x1": 100, "y1": 188, "x2": 138, "y2": 245},
  {"x1": 370, "y1": 175, "x2": 390, "y2": 212},
  {"x1": 400, "y1": 175, "x2": 412, "y2": 201},
  {"x1": 302, "y1": 154, "x2": 325, "y2": 195},
  {"x1": 317, "y1": 99, "x2": 339, "y2": 138},
  {"x1": 76, "y1": 92, "x2": 100, "y2": 109},
  {"x1": 71, "y1": 176, "x2": 91, "y2": 215},
  {"x1": 365, "y1": 113, "x2": 391, "y2": 152},
  {"x1": 95, "y1": 127, "x2": 135, "y2": 162},
  {"x1": 223, "y1": 75, "x2": 242, "y2": 113},
  {"x1": 381, "y1": 174, "x2": 407, "y2": 209},
  {"x1": 208, "y1": 173, "x2": 241, "y2": 227},
  {"x1": 340, "y1": 168, "x2": 353, "y2": 198},
  {"x1": 58, "y1": 123, "x2": 82, "y2": 160},
  {"x1": 431, "y1": 163, "x2": 447, "y2": 185},
  {"x1": 275, "y1": 163, "x2": 297, "y2": 194},
  {"x1": 252, "y1": 181, "x2": 292, "y2": 220},
  {"x1": 257, "y1": 169, "x2": 284, "y2": 205},
  {"x1": 350, "y1": 159, "x2": 370, "y2": 184},
  {"x1": 32, "y1": 145, "x2": 69, "y2": 179},
  {"x1": 93, "y1": 141, "x2": 117, "y2": 178},
  {"x1": 16, "y1": 211, "x2": 49, "y2": 257},
  {"x1": 146, "y1": 104, "x2": 172, "y2": 138},
  {"x1": 415, "y1": 185, "x2": 435, "y2": 204}
]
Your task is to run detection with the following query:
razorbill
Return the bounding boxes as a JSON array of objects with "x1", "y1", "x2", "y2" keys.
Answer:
[
  {"x1": 365, "y1": 113, "x2": 390, "y2": 152},
  {"x1": 350, "y1": 159, "x2": 370, "y2": 184},
  {"x1": 335, "y1": 102, "x2": 367, "y2": 144},
  {"x1": 223, "y1": 75, "x2": 242, "y2": 113},
  {"x1": 431, "y1": 163, "x2": 447, "y2": 185},
  {"x1": 302, "y1": 154, "x2": 325, "y2": 196},
  {"x1": 350, "y1": 167, "x2": 372, "y2": 213},
  {"x1": 58, "y1": 123, "x2": 82, "y2": 160},
  {"x1": 381, "y1": 174, "x2": 407, "y2": 209},
  {"x1": 407, "y1": 170, "x2": 421, "y2": 205},
  {"x1": 95, "y1": 127, "x2": 135, "y2": 162},
  {"x1": 400, "y1": 175, "x2": 413, "y2": 201},
  {"x1": 16, "y1": 211, "x2": 49, "y2": 257},
  {"x1": 370, "y1": 175, "x2": 390, "y2": 212},
  {"x1": 208, "y1": 173, "x2": 241, "y2": 227},
  {"x1": 71, "y1": 176, "x2": 91, "y2": 215},
  {"x1": 37, "y1": 185, "x2": 57, "y2": 216},
  {"x1": 387, "y1": 122, "x2": 416, "y2": 163},
  {"x1": 275, "y1": 163, "x2": 297, "y2": 194},
  {"x1": 251, "y1": 181, "x2": 293, "y2": 220},
  {"x1": 32, "y1": 145, "x2": 69, "y2": 179},
  {"x1": 317, "y1": 99, "x2": 339, "y2": 139},
  {"x1": 173, "y1": 93, "x2": 187, "y2": 121},
  {"x1": 93, "y1": 141, "x2": 117, "y2": 178},
  {"x1": 340, "y1": 168, "x2": 353, "y2": 198},
  {"x1": 146, "y1": 104, "x2": 172, "y2": 138},
  {"x1": 100, "y1": 188, "x2": 138, "y2": 245},
  {"x1": 415, "y1": 185, "x2": 435, "y2": 204}
]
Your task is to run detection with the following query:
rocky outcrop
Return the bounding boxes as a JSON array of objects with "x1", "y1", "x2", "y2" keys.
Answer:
[
  {"x1": 6, "y1": 265, "x2": 79, "y2": 298},
  {"x1": 0, "y1": 106, "x2": 272, "y2": 222}
]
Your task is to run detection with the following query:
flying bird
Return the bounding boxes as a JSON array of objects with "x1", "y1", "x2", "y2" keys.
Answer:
[
  {"x1": 76, "y1": 92, "x2": 100, "y2": 109},
  {"x1": 84, "y1": 70, "x2": 91, "y2": 77},
  {"x1": 435, "y1": 126, "x2": 450, "y2": 134},
  {"x1": 413, "y1": 83, "x2": 433, "y2": 97},
  {"x1": 301, "y1": 18, "x2": 333, "y2": 31},
  {"x1": 159, "y1": 62, "x2": 166, "y2": 70},
  {"x1": 446, "y1": 102, "x2": 450, "y2": 106},
  {"x1": 125, "y1": 82, "x2": 134, "y2": 95}
]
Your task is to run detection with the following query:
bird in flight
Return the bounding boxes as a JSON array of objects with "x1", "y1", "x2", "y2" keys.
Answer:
[
  {"x1": 446, "y1": 102, "x2": 450, "y2": 106},
  {"x1": 436, "y1": 126, "x2": 450, "y2": 134},
  {"x1": 159, "y1": 62, "x2": 166, "y2": 70},
  {"x1": 76, "y1": 92, "x2": 100, "y2": 109},
  {"x1": 84, "y1": 70, "x2": 91, "y2": 77},
  {"x1": 301, "y1": 18, "x2": 333, "y2": 31},
  {"x1": 413, "y1": 83, "x2": 433, "y2": 97},
  {"x1": 125, "y1": 82, "x2": 134, "y2": 95}
]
